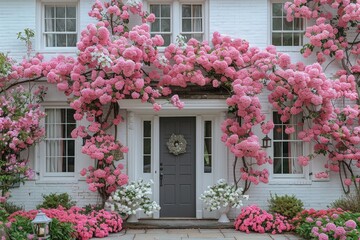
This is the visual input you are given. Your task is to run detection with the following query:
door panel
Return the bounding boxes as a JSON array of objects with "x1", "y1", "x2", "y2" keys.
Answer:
[{"x1": 159, "y1": 117, "x2": 196, "y2": 217}]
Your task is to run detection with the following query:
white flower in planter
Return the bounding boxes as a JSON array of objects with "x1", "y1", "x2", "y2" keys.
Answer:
[
  {"x1": 200, "y1": 179, "x2": 248, "y2": 211},
  {"x1": 109, "y1": 179, "x2": 161, "y2": 216}
]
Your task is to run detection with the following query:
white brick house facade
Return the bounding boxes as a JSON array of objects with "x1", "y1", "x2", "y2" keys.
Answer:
[{"x1": 0, "y1": 0, "x2": 354, "y2": 219}]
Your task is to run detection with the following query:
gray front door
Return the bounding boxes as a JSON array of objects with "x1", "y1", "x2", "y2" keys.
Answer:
[{"x1": 159, "y1": 117, "x2": 196, "y2": 217}]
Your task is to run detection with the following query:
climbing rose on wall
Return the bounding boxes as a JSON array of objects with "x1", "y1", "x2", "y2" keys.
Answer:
[{"x1": 283, "y1": 0, "x2": 360, "y2": 194}]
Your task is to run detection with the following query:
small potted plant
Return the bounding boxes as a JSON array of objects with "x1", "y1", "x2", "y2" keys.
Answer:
[
  {"x1": 109, "y1": 179, "x2": 160, "y2": 222},
  {"x1": 200, "y1": 179, "x2": 248, "y2": 222}
]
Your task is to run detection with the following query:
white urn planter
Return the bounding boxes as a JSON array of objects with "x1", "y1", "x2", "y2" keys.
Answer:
[
  {"x1": 127, "y1": 213, "x2": 139, "y2": 223},
  {"x1": 218, "y1": 206, "x2": 231, "y2": 223}
]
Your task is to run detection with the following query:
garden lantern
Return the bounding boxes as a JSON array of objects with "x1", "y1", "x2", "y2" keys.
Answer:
[
  {"x1": 261, "y1": 135, "x2": 271, "y2": 148},
  {"x1": 31, "y1": 210, "x2": 52, "y2": 239}
]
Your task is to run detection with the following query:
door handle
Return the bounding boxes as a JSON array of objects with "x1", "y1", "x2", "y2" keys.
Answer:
[{"x1": 160, "y1": 172, "x2": 164, "y2": 187}]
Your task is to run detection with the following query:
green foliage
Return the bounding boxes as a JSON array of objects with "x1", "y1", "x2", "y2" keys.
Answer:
[
  {"x1": 2, "y1": 201, "x2": 24, "y2": 214},
  {"x1": 81, "y1": 203, "x2": 104, "y2": 215},
  {"x1": 6, "y1": 216, "x2": 34, "y2": 240},
  {"x1": 36, "y1": 193, "x2": 76, "y2": 210},
  {"x1": 268, "y1": 193, "x2": 304, "y2": 219},
  {"x1": 295, "y1": 211, "x2": 360, "y2": 239},
  {"x1": 329, "y1": 192, "x2": 360, "y2": 213},
  {"x1": 17, "y1": 28, "x2": 35, "y2": 43},
  {"x1": 5, "y1": 216, "x2": 75, "y2": 240},
  {"x1": 0, "y1": 52, "x2": 12, "y2": 77},
  {"x1": 49, "y1": 218, "x2": 76, "y2": 240}
]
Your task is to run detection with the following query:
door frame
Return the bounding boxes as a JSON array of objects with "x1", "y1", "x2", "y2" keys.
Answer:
[{"x1": 122, "y1": 99, "x2": 228, "y2": 219}]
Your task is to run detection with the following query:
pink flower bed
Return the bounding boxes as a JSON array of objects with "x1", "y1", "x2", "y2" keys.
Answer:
[
  {"x1": 8, "y1": 206, "x2": 122, "y2": 239},
  {"x1": 234, "y1": 205, "x2": 294, "y2": 234}
]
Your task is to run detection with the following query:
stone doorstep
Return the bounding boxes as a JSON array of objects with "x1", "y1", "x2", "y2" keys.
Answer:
[{"x1": 123, "y1": 219, "x2": 234, "y2": 229}]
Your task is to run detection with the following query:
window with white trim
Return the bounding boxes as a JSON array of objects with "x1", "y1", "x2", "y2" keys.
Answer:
[
  {"x1": 181, "y1": 4, "x2": 203, "y2": 42},
  {"x1": 43, "y1": 4, "x2": 77, "y2": 47},
  {"x1": 45, "y1": 108, "x2": 76, "y2": 173},
  {"x1": 271, "y1": 2, "x2": 304, "y2": 46},
  {"x1": 150, "y1": 4, "x2": 172, "y2": 46},
  {"x1": 149, "y1": 1, "x2": 205, "y2": 46},
  {"x1": 273, "y1": 112, "x2": 303, "y2": 176}
]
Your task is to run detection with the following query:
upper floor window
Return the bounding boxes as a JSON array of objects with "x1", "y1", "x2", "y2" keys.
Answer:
[
  {"x1": 149, "y1": 1, "x2": 205, "y2": 46},
  {"x1": 45, "y1": 108, "x2": 76, "y2": 173},
  {"x1": 271, "y1": 2, "x2": 303, "y2": 46},
  {"x1": 273, "y1": 112, "x2": 303, "y2": 176},
  {"x1": 181, "y1": 4, "x2": 203, "y2": 42},
  {"x1": 150, "y1": 4, "x2": 172, "y2": 46},
  {"x1": 43, "y1": 4, "x2": 77, "y2": 47}
]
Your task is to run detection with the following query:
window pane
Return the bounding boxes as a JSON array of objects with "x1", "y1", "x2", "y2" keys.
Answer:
[
  {"x1": 66, "y1": 109, "x2": 76, "y2": 123},
  {"x1": 294, "y1": 33, "x2": 301, "y2": 46},
  {"x1": 151, "y1": 19, "x2": 160, "y2": 32},
  {"x1": 272, "y1": 33, "x2": 282, "y2": 46},
  {"x1": 204, "y1": 155, "x2": 211, "y2": 173},
  {"x1": 204, "y1": 139, "x2": 212, "y2": 154},
  {"x1": 283, "y1": 33, "x2": 293, "y2": 46},
  {"x1": 66, "y1": 7, "x2": 76, "y2": 18},
  {"x1": 67, "y1": 34, "x2": 77, "y2": 47},
  {"x1": 57, "y1": 34, "x2": 66, "y2": 47},
  {"x1": 150, "y1": 5, "x2": 160, "y2": 17},
  {"x1": 66, "y1": 19, "x2": 76, "y2": 32},
  {"x1": 144, "y1": 139, "x2": 151, "y2": 154},
  {"x1": 162, "y1": 34, "x2": 171, "y2": 46},
  {"x1": 191, "y1": 33, "x2": 203, "y2": 41},
  {"x1": 67, "y1": 157, "x2": 75, "y2": 172},
  {"x1": 273, "y1": 3, "x2": 283, "y2": 16},
  {"x1": 182, "y1": 19, "x2": 191, "y2": 32},
  {"x1": 283, "y1": 19, "x2": 293, "y2": 30},
  {"x1": 283, "y1": 158, "x2": 290, "y2": 173},
  {"x1": 274, "y1": 142, "x2": 282, "y2": 158},
  {"x1": 294, "y1": 18, "x2": 302, "y2": 30},
  {"x1": 273, "y1": 158, "x2": 282, "y2": 174},
  {"x1": 67, "y1": 124, "x2": 76, "y2": 138},
  {"x1": 182, "y1": 5, "x2": 191, "y2": 17},
  {"x1": 66, "y1": 140, "x2": 75, "y2": 156},
  {"x1": 182, "y1": 34, "x2": 191, "y2": 41},
  {"x1": 45, "y1": 6, "x2": 54, "y2": 18},
  {"x1": 193, "y1": 19, "x2": 202, "y2": 32},
  {"x1": 143, "y1": 156, "x2": 151, "y2": 173},
  {"x1": 144, "y1": 121, "x2": 151, "y2": 137},
  {"x1": 161, "y1": 19, "x2": 171, "y2": 32},
  {"x1": 45, "y1": 34, "x2": 55, "y2": 47},
  {"x1": 274, "y1": 126, "x2": 283, "y2": 140},
  {"x1": 56, "y1": 19, "x2": 65, "y2": 32},
  {"x1": 56, "y1": 6, "x2": 65, "y2": 18},
  {"x1": 272, "y1": 18, "x2": 282, "y2": 30},
  {"x1": 205, "y1": 121, "x2": 211, "y2": 137},
  {"x1": 45, "y1": 19, "x2": 54, "y2": 32},
  {"x1": 161, "y1": 5, "x2": 170, "y2": 17},
  {"x1": 193, "y1": 5, "x2": 202, "y2": 17}
]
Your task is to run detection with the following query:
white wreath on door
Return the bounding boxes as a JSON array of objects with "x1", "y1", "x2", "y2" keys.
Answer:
[{"x1": 167, "y1": 134, "x2": 187, "y2": 156}]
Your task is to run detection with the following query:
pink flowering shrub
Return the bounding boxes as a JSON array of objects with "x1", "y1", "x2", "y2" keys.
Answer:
[
  {"x1": 293, "y1": 209, "x2": 360, "y2": 240},
  {"x1": 8, "y1": 206, "x2": 123, "y2": 240},
  {"x1": 0, "y1": 85, "x2": 45, "y2": 201},
  {"x1": 234, "y1": 205, "x2": 294, "y2": 234}
]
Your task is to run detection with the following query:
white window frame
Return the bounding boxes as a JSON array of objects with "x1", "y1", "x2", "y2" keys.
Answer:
[
  {"x1": 38, "y1": 106, "x2": 77, "y2": 178},
  {"x1": 270, "y1": 111, "x2": 311, "y2": 183},
  {"x1": 269, "y1": 0, "x2": 305, "y2": 52},
  {"x1": 149, "y1": 3, "x2": 173, "y2": 46},
  {"x1": 180, "y1": 3, "x2": 204, "y2": 42},
  {"x1": 36, "y1": 0, "x2": 79, "y2": 52},
  {"x1": 145, "y1": 0, "x2": 208, "y2": 48}
]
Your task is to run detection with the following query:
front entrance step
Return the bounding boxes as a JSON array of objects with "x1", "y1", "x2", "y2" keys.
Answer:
[{"x1": 123, "y1": 219, "x2": 234, "y2": 229}]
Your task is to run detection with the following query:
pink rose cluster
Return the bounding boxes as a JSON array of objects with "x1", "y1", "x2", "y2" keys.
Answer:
[
  {"x1": 234, "y1": 205, "x2": 294, "y2": 234},
  {"x1": 292, "y1": 208, "x2": 360, "y2": 240},
  {"x1": 8, "y1": 206, "x2": 123, "y2": 240}
]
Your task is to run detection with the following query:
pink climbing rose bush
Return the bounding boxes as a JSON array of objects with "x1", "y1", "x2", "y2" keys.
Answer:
[{"x1": 283, "y1": 0, "x2": 360, "y2": 193}]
